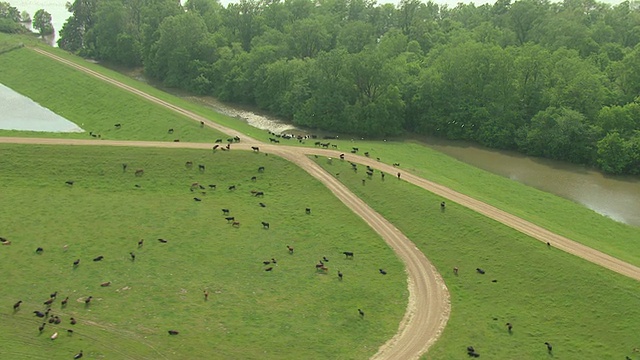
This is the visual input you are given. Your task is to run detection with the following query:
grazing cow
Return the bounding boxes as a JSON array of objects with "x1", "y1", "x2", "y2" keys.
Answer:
[
  {"x1": 54, "y1": 316, "x2": 61, "y2": 324},
  {"x1": 65, "y1": 180, "x2": 74, "y2": 186},
  {"x1": 168, "y1": 129, "x2": 174, "y2": 134},
  {"x1": 122, "y1": 163, "x2": 127, "y2": 172},
  {"x1": 358, "y1": 309, "x2": 365, "y2": 317},
  {"x1": 251, "y1": 146, "x2": 260, "y2": 152},
  {"x1": 34, "y1": 311, "x2": 45, "y2": 318},
  {"x1": 198, "y1": 164, "x2": 205, "y2": 172},
  {"x1": 44, "y1": 298, "x2": 54, "y2": 306},
  {"x1": 453, "y1": 267, "x2": 459, "y2": 275},
  {"x1": 225, "y1": 217, "x2": 235, "y2": 222},
  {"x1": 258, "y1": 166, "x2": 265, "y2": 173},
  {"x1": 138, "y1": 239, "x2": 144, "y2": 247},
  {"x1": 379, "y1": 269, "x2": 387, "y2": 275},
  {"x1": 315, "y1": 261, "x2": 324, "y2": 269},
  {"x1": 114, "y1": 123, "x2": 121, "y2": 129},
  {"x1": 263, "y1": 261, "x2": 271, "y2": 265},
  {"x1": 259, "y1": 203, "x2": 266, "y2": 208},
  {"x1": 351, "y1": 149, "x2": 357, "y2": 154},
  {"x1": 381, "y1": 172, "x2": 385, "y2": 180},
  {"x1": 101, "y1": 281, "x2": 111, "y2": 287},
  {"x1": 73, "y1": 350, "x2": 83, "y2": 359},
  {"x1": 67, "y1": 329, "x2": 74, "y2": 335},
  {"x1": 234, "y1": 136, "x2": 240, "y2": 142},
  {"x1": 93, "y1": 255, "x2": 104, "y2": 262},
  {"x1": 506, "y1": 322, "x2": 513, "y2": 332},
  {"x1": 185, "y1": 161, "x2": 193, "y2": 168},
  {"x1": 73, "y1": 259, "x2": 80, "y2": 267},
  {"x1": 232, "y1": 221, "x2": 241, "y2": 227},
  {"x1": 200, "y1": 121, "x2": 205, "y2": 127},
  {"x1": 209, "y1": 184, "x2": 217, "y2": 189},
  {"x1": 215, "y1": 139, "x2": 222, "y2": 143},
  {"x1": 265, "y1": 267, "x2": 273, "y2": 272},
  {"x1": 135, "y1": 169, "x2": 144, "y2": 177},
  {"x1": 393, "y1": 163, "x2": 400, "y2": 167},
  {"x1": 61, "y1": 297, "x2": 69, "y2": 306},
  {"x1": 545, "y1": 342, "x2": 552, "y2": 353},
  {"x1": 51, "y1": 332, "x2": 58, "y2": 340},
  {"x1": 271, "y1": 258, "x2": 277, "y2": 264},
  {"x1": 332, "y1": 144, "x2": 338, "y2": 148},
  {"x1": 193, "y1": 197, "x2": 202, "y2": 202},
  {"x1": 323, "y1": 256, "x2": 329, "y2": 262},
  {"x1": 440, "y1": 201, "x2": 446, "y2": 210},
  {"x1": 339, "y1": 154, "x2": 345, "y2": 160},
  {"x1": 467, "y1": 346, "x2": 480, "y2": 358},
  {"x1": 84, "y1": 296, "x2": 93, "y2": 304},
  {"x1": 364, "y1": 152, "x2": 370, "y2": 157},
  {"x1": 36, "y1": 247, "x2": 44, "y2": 253},
  {"x1": 318, "y1": 265, "x2": 328, "y2": 272},
  {"x1": 158, "y1": 238, "x2": 168, "y2": 243},
  {"x1": 168, "y1": 330, "x2": 180, "y2": 335},
  {"x1": 255, "y1": 191, "x2": 264, "y2": 197},
  {"x1": 547, "y1": 242, "x2": 551, "y2": 248},
  {"x1": 306, "y1": 208, "x2": 311, "y2": 214},
  {"x1": 397, "y1": 172, "x2": 401, "y2": 179},
  {"x1": 222, "y1": 209, "x2": 230, "y2": 215},
  {"x1": 343, "y1": 251, "x2": 354, "y2": 258},
  {"x1": 70, "y1": 317, "x2": 77, "y2": 325},
  {"x1": 0, "y1": 240, "x2": 11, "y2": 245},
  {"x1": 338, "y1": 271, "x2": 343, "y2": 280},
  {"x1": 204, "y1": 290, "x2": 209, "y2": 301},
  {"x1": 352, "y1": 147, "x2": 359, "y2": 152},
  {"x1": 173, "y1": 139, "x2": 180, "y2": 142},
  {"x1": 261, "y1": 221, "x2": 270, "y2": 229},
  {"x1": 362, "y1": 179, "x2": 366, "y2": 186},
  {"x1": 476, "y1": 268, "x2": 485, "y2": 274},
  {"x1": 212, "y1": 144, "x2": 220, "y2": 150},
  {"x1": 227, "y1": 138, "x2": 234, "y2": 143},
  {"x1": 39, "y1": 323, "x2": 45, "y2": 332},
  {"x1": 225, "y1": 144, "x2": 231, "y2": 150},
  {"x1": 287, "y1": 245, "x2": 294, "y2": 254},
  {"x1": 13, "y1": 300, "x2": 22, "y2": 310},
  {"x1": 228, "y1": 185, "x2": 236, "y2": 191}
]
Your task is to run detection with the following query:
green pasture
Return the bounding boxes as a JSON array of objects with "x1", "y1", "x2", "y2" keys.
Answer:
[
  {"x1": 0, "y1": 144, "x2": 406, "y2": 360},
  {"x1": 313, "y1": 156, "x2": 640, "y2": 360},
  {"x1": 13, "y1": 42, "x2": 638, "y2": 269}
]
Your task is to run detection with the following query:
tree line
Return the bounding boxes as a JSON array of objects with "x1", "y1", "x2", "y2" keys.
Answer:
[
  {"x1": 9, "y1": 0, "x2": 640, "y2": 174},
  {"x1": 1, "y1": 2, "x2": 53, "y2": 36}
]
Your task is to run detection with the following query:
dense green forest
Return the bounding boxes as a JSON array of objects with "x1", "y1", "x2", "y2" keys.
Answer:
[{"x1": 4, "y1": 0, "x2": 640, "y2": 174}]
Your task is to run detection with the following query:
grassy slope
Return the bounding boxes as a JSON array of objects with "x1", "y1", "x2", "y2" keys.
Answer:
[
  {"x1": 0, "y1": 47, "x2": 226, "y2": 142},
  {"x1": 313, "y1": 157, "x2": 640, "y2": 360},
  {"x1": 0, "y1": 145, "x2": 406, "y2": 360}
]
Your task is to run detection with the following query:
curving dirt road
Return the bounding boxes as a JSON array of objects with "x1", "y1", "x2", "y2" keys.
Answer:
[{"x1": 3, "y1": 47, "x2": 639, "y2": 359}]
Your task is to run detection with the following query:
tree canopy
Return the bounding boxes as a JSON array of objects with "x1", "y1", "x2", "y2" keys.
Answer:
[{"x1": 50, "y1": 0, "x2": 640, "y2": 175}]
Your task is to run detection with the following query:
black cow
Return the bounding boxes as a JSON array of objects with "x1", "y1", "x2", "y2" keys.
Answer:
[
  {"x1": 545, "y1": 342, "x2": 552, "y2": 353},
  {"x1": 114, "y1": 123, "x2": 121, "y2": 129},
  {"x1": 358, "y1": 309, "x2": 364, "y2": 317},
  {"x1": 343, "y1": 251, "x2": 354, "y2": 258},
  {"x1": 168, "y1": 129, "x2": 174, "y2": 134},
  {"x1": 305, "y1": 208, "x2": 311, "y2": 214},
  {"x1": 259, "y1": 203, "x2": 266, "y2": 208},
  {"x1": 193, "y1": 197, "x2": 202, "y2": 202},
  {"x1": 379, "y1": 269, "x2": 387, "y2": 275},
  {"x1": 198, "y1": 164, "x2": 205, "y2": 172},
  {"x1": 222, "y1": 209, "x2": 230, "y2": 215},
  {"x1": 65, "y1": 180, "x2": 74, "y2": 186},
  {"x1": 13, "y1": 300, "x2": 22, "y2": 310},
  {"x1": 339, "y1": 154, "x2": 345, "y2": 160},
  {"x1": 36, "y1": 247, "x2": 44, "y2": 254},
  {"x1": 251, "y1": 146, "x2": 260, "y2": 152},
  {"x1": 73, "y1": 259, "x2": 80, "y2": 266},
  {"x1": 225, "y1": 217, "x2": 235, "y2": 222},
  {"x1": 228, "y1": 185, "x2": 236, "y2": 191},
  {"x1": 261, "y1": 221, "x2": 270, "y2": 229},
  {"x1": 93, "y1": 256, "x2": 104, "y2": 262},
  {"x1": 476, "y1": 268, "x2": 485, "y2": 274},
  {"x1": 255, "y1": 191, "x2": 264, "y2": 197},
  {"x1": 130, "y1": 252, "x2": 136, "y2": 261},
  {"x1": 258, "y1": 166, "x2": 265, "y2": 173},
  {"x1": 74, "y1": 350, "x2": 83, "y2": 359},
  {"x1": 209, "y1": 184, "x2": 217, "y2": 189},
  {"x1": 215, "y1": 139, "x2": 223, "y2": 143},
  {"x1": 158, "y1": 238, "x2": 168, "y2": 243},
  {"x1": 168, "y1": 330, "x2": 179, "y2": 335}
]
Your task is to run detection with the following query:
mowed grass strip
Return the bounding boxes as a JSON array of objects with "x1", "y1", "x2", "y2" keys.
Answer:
[
  {"x1": 314, "y1": 156, "x2": 640, "y2": 360},
  {"x1": 0, "y1": 47, "x2": 225, "y2": 142},
  {"x1": 0, "y1": 144, "x2": 406, "y2": 360}
]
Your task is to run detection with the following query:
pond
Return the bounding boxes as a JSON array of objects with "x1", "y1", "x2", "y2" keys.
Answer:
[{"x1": 0, "y1": 83, "x2": 84, "y2": 133}]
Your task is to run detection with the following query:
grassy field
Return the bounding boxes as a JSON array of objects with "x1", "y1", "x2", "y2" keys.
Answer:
[
  {"x1": 313, "y1": 156, "x2": 640, "y2": 360},
  {"x1": 12, "y1": 42, "x2": 638, "y2": 269},
  {"x1": 0, "y1": 144, "x2": 407, "y2": 360},
  {"x1": 0, "y1": 47, "x2": 227, "y2": 142}
]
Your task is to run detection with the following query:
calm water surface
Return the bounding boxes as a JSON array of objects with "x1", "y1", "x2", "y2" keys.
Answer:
[{"x1": 0, "y1": 83, "x2": 84, "y2": 132}]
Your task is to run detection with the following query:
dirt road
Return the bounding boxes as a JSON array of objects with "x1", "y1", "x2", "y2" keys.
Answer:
[{"x1": 4, "y1": 47, "x2": 638, "y2": 360}]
